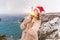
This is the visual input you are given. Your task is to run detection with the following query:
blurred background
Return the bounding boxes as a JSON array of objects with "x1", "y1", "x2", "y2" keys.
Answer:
[{"x1": 0, "y1": 0, "x2": 60, "y2": 40}]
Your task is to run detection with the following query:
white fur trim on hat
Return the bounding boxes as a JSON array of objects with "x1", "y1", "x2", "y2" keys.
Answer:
[
  {"x1": 36, "y1": 7, "x2": 45, "y2": 14},
  {"x1": 36, "y1": 8, "x2": 41, "y2": 13}
]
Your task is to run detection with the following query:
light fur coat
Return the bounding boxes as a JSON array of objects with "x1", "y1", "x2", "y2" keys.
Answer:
[{"x1": 20, "y1": 14, "x2": 41, "y2": 40}]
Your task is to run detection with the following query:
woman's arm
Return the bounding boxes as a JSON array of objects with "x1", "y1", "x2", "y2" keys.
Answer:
[{"x1": 20, "y1": 15, "x2": 32, "y2": 30}]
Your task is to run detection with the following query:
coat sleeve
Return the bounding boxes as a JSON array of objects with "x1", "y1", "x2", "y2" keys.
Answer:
[{"x1": 20, "y1": 15, "x2": 32, "y2": 30}]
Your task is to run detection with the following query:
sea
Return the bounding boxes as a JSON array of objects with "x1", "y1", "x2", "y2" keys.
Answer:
[{"x1": 0, "y1": 14, "x2": 26, "y2": 40}]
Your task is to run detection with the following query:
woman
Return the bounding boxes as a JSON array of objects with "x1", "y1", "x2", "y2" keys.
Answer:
[{"x1": 20, "y1": 6, "x2": 45, "y2": 40}]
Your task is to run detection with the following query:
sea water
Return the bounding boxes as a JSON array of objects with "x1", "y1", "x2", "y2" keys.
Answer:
[
  {"x1": 0, "y1": 14, "x2": 27, "y2": 40},
  {"x1": 0, "y1": 21, "x2": 22, "y2": 40}
]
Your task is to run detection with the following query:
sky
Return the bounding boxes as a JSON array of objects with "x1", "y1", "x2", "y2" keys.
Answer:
[{"x1": 0, "y1": 0, "x2": 60, "y2": 15}]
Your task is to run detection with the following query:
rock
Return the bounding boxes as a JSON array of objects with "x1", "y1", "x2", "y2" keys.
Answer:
[
  {"x1": 0, "y1": 18, "x2": 1, "y2": 21},
  {"x1": 38, "y1": 13, "x2": 60, "y2": 40},
  {"x1": 0, "y1": 34, "x2": 7, "y2": 40}
]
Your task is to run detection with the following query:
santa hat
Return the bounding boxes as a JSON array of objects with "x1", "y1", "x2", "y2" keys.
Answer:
[{"x1": 35, "y1": 6, "x2": 45, "y2": 14}]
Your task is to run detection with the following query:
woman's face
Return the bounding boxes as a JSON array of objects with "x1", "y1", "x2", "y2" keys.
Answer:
[
  {"x1": 34, "y1": 9, "x2": 38, "y2": 16},
  {"x1": 31, "y1": 9, "x2": 39, "y2": 19},
  {"x1": 31, "y1": 9, "x2": 39, "y2": 20}
]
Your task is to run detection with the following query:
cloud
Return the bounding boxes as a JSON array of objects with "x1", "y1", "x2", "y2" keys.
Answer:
[
  {"x1": 0, "y1": 0, "x2": 60, "y2": 15},
  {"x1": 0, "y1": 0, "x2": 42, "y2": 14}
]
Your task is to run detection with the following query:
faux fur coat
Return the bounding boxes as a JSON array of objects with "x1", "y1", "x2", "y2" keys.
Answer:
[{"x1": 20, "y1": 14, "x2": 41, "y2": 40}]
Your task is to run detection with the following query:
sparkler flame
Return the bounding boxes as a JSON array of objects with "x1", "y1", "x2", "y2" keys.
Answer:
[{"x1": 31, "y1": 11, "x2": 37, "y2": 17}]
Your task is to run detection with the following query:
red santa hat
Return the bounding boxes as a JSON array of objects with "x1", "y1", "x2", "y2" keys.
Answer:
[{"x1": 35, "y1": 6, "x2": 45, "y2": 14}]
